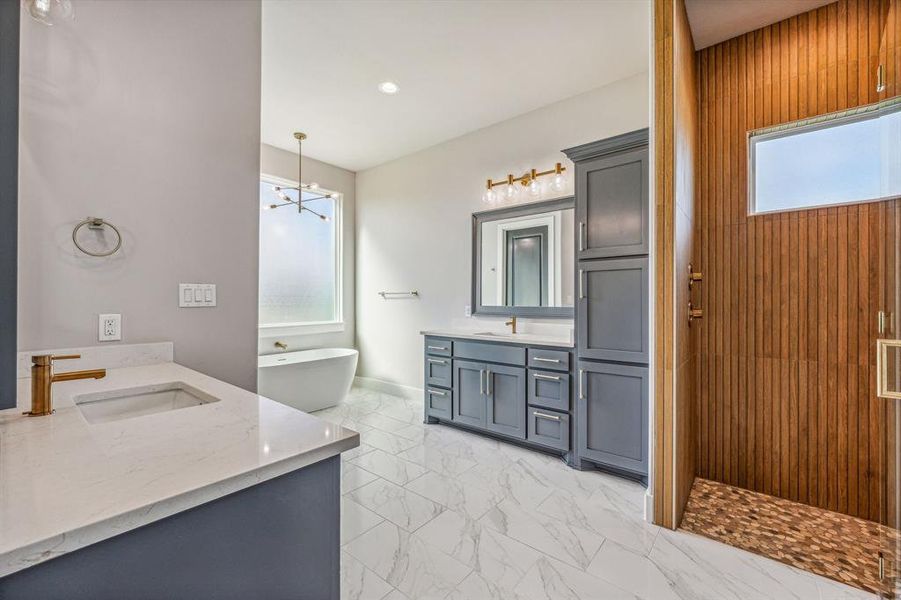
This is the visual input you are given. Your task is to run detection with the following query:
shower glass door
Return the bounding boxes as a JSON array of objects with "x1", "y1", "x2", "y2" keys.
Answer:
[{"x1": 878, "y1": 3, "x2": 901, "y2": 596}]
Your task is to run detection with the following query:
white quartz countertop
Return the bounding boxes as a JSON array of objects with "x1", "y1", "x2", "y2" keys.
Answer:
[
  {"x1": 420, "y1": 329, "x2": 574, "y2": 348},
  {"x1": 0, "y1": 362, "x2": 359, "y2": 578}
]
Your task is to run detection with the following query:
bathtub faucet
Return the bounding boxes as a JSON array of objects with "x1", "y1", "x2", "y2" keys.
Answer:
[{"x1": 274, "y1": 341, "x2": 288, "y2": 351}]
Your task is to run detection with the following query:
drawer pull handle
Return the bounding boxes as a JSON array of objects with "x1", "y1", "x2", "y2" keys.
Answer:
[
  {"x1": 579, "y1": 221, "x2": 586, "y2": 252},
  {"x1": 428, "y1": 389, "x2": 447, "y2": 397},
  {"x1": 480, "y1": 369, "x2": 485, "y2": 395},
  {"x1": 579, "y1": 269, "x2": 585, "y2": 300},
  {"x1": 579, "y1": 369, "x2": 585, "y2": 400},
  {"x1": 427, "y1": 358, "x2": 447, "y2": 364},
  {"x1": 533, "y1": 357, "x2": 561, "y2": 364},
  {"x1": 533, "y1": 411, "x2": 561, "y2": 422},
  {"x1": 533, "y1": 373, "x2": 561, "y2": 381},
  {"x1": 428, "y1": 345, "x2": 448, "y2": 351},
  {"x1": 486, "y1": 370, "x2": 492, "y2": 395}
]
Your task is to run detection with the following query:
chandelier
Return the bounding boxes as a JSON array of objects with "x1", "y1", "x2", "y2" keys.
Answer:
[{"x1": 264, "y1": 132, "x2": 333, "y2": 221}]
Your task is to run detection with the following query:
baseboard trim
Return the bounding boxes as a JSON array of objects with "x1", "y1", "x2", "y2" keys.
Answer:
[{"x1": 353, "y1": 376, "x2": 422, "y2": 401}]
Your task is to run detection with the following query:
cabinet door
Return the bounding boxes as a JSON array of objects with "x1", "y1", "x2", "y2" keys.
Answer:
[
  {"x1": 485, "y1": 365, "x2": 526, "y2": 439},
  {"x1": 578, "y1": 257, "x2": 648, "y2": 363},
  {"x1": 575, "y1": 147, "x2": 648, "y2": 259},
  {"x1": 453, "y1": 360, "x2": 486, "y2": 428},
  {"x1": 577, "y1": 361, "x2": 648, "y2": 475}
]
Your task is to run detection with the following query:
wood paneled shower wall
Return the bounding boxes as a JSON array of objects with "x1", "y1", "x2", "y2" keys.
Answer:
[{"x1": 694, "y1": 0, "x2": 899, "y2": 521}]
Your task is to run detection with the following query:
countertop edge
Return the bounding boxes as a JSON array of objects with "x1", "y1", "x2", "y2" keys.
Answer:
[
  {"x1": 419, "y1": 329, "x2": 574, "y2": 348},
  {"x1": 0, "y1": 434, "x2": 358, "y2": 578}
]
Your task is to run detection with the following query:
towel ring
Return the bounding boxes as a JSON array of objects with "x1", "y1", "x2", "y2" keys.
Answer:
[{"x1": 72, "y1": 217, "x2": 122, "y2": 257}]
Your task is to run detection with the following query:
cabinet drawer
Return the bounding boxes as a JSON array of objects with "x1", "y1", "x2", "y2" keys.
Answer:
[
  {"x1": 424, "y1": 387, "x2": 452, "y2": 420},
  {"x1": 425, "y1": 356, "x2": 451, "y2": 388},
  {"x1": 424, "y1": 337, "x2": 453, "y2": 357},
  {"x1": 454, "y1": 341, "x2": 525, "y2": 366},
  {"x1": 527, "y1": 348, "x2": 570, "y2": 372},
  {"x1": 527, "y1": 370, "x2": 569, "y2": 412},
  {"x1": 527, "y1": 408, "x2": 570, "y2": 451}
]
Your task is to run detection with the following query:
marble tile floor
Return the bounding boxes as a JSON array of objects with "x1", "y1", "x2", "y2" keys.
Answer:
[{"x1": 318, "y1": 387, "x2": 875, "y2": 600}]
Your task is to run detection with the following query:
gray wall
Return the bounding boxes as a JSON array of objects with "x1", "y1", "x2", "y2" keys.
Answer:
[
  {"x1": 355, "y1": 74, "x2": 649, "y2": 390},
  {"x1": 258, "y1": 144, "x2": 356, "y2": 355},
  {"x1": 18, "y1": 0, "x2": 262, "y2": 391},
  {"x1": 1, "y1": 1, "x2": 18, "y2": 410}
]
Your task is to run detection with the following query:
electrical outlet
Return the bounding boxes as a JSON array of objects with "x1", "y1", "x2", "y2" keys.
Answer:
[
  {"x1": 464, "y1": 305, "x2": 472, "y2": 317},
  {"x1": 99, "y1": 313, "x2": 121, "y2": 342}
]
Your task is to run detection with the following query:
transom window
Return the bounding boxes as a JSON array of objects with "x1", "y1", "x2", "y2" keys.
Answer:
[{"x1": 749, "y1": 102, "x2": 901, "y2": 215}]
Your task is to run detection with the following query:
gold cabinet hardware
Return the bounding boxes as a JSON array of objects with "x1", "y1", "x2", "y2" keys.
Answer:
[
  {"x1": 688, "y1": 263, "x2": 703, "y2": 289},
  {"x1": 688, "y1": 302, "x2": 704, "y2": 325},
  {"x1": 274, "y1": 340, "x2": 288, "y2": 350},
  {"x1": 876, "y1": 338, "x2": 901, "y2": 399}
]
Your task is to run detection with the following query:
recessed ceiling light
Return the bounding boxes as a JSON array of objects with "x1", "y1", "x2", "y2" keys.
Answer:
[{"x1": 378, "y1": 81, "x2": 400, "y2": 95}]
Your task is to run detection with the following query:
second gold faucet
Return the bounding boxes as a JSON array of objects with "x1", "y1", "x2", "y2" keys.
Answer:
[{"x1": 505, "y1": 315, "x2": 517, "y2": 334}]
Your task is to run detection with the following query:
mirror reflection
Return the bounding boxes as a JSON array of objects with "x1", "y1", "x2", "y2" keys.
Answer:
[{"x1": 477, "y1": 202, "x2": 574, "y2": 310}]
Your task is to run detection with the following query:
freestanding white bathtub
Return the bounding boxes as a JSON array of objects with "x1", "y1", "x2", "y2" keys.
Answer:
[{"x1": 258, "y1": 348, "x2": 359, "y2": 413}]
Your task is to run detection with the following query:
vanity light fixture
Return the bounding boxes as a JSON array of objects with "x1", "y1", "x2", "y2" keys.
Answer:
[
  {"x1": 265, "y1": 132, "x2": 333, "y2": 221},
  {"x1": 23, "y1": 0, "x2": 74, "y2": 26},
  {"x1": 483, "y1": 162, "x2": 566, "y2": 204},
  {"x1": 378, "y1": 81, "x2": 400, "y2": 95}
]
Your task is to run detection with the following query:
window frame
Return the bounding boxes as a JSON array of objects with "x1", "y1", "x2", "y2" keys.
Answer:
[
  {"x1": 258, "y1": 173, "x2": 344, "y2": 336},
  {"x1": 748, "y1": 102, "x2": 901, "y2": 216}
]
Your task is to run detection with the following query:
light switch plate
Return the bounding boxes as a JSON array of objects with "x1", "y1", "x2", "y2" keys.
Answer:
[
  {"x1": 99, "y1": 314, "x2": 121, "y2": 342},
  {"x1": 179, "y1": 284, "x2": 217, "y2": 308}
]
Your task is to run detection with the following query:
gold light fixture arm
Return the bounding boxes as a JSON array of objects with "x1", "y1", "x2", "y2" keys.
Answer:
[{"x1": 486, "y1": 162, "x2": 566, "y2": 190}]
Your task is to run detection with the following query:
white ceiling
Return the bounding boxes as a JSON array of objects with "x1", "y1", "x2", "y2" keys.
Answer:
[
  {"x1": 685, "y1": 0, "x2": 835, "y2": 50},
  {"x1": 261, "y1": 0, "x2": 650, "y2": 172}
]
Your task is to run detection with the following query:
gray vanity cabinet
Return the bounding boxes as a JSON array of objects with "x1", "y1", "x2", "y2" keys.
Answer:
[
  {"x1": 485, "y1": 365, "x2": 527, "y2": 440},
  {"x1": 452, "y1": 360, "x2": 487, "y2": 428},
  {"x1": 577, "y1": 361, "x2": 648, "y2": 476},
  {"x1": 574, "y1": 146, "x2": 649, "y2": 260},
  {"x1": 577, "y1": 257, "x2": 649, "y2": 363},
  {"x1": 424, "y1": 336, "x2": 572, "y2": 452}
]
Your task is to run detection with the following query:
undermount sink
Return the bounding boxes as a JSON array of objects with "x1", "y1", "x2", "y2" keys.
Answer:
[
  {"x1": 75, "y1": 382, "x2": 220, "y2": 424},
  {"x1": 472, "y1": 331, "x2": 515, "y2": 338}
]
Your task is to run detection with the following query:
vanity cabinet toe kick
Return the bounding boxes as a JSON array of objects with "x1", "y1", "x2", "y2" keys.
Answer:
[{"x1": 423, "y1": 335, "x2": 573, "y2": 455}]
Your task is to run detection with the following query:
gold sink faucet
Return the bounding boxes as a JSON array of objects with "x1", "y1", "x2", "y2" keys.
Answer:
[
  {"x1": 27, "y1": 354, "x2": 106, "y2": 417},
  {"x1": 505, "y1": 315, "x2": 517, "y2": 334}
]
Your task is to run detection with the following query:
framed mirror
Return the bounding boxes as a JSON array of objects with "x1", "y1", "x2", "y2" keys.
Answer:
[{"x1": 472, "y1": 196, "x2": 574, "y2": 318}]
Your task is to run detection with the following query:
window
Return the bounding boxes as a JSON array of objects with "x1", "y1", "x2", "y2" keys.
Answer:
[
  {"x1": 258, "y1": 176, "x2": 342, "y2": 333},
  {"x1": 749, "y1": 102, "x2": 901, "y2": 214}
]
